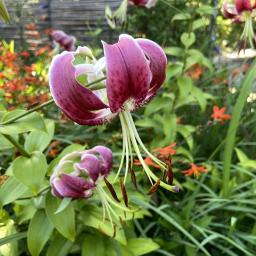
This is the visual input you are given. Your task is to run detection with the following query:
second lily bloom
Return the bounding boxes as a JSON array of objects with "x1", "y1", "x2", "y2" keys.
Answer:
[{"x1": 49, "y1": 34, "x2": 178, "y2": 192}]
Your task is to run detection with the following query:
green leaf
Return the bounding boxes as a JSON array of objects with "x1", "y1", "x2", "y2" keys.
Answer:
[
  {"x1": 196, "y1": 5, "x2": 215, "y2": 15},
  {"x1": 164, "y1": 47, "x2": 184, "y2": 57},
  {"x1": 82, "y1": 234, "x2": 105, "y2": 256},
  {"x1": 0, "y1": 232, "x2": 26, "y2": 246},
  {"x1": 0, "y1": 111, "x2": 46, "y2": 135},
  {"x1": 177, "y1": 76, "x2": 193, "y2": 101},
  {"x1": 45, "y1": 193, "x2": 76, "y2": 241},
  {"x1": 145, "y1": 97, "x2": 170, "y2": 115},
  {"x1": 235, "y1": 148, "x2": 256, "y2": 169},
  {"x1": 192, "y1": 18, "x2": 209, "y2": 31},
  {"x1": 25, "y1": 119, "x2": 55, "y2": 154},
  {"x1": 0, "y1": 176, "x2": 28, "y2": 207},
  {"x1": 223, "y1": 60, "x2": 256, "y2": 197},
  {"x1": 126, "y1": 238, "x2": 159, "y2": 256},
  {"x1": 55, "y1": 198, "x2": 72, "y2": 214},
  {"x1": 27, "y1": 210, "x2": 54, "y2": 256},
  {"x1": 172, "y1": 13, "x2": 191, "y2": 21},
  {"x1": 0, "y1": 0, "x2": 9, "y2": 22},
  {"x1": 166, "y1": 63, "x2": 183, "y2": 79},
  {"x1": 177, "y1": 125, "x2": 195, "y2": 150},
  {"x1": 12, "y1": 152, "x2": 48, "y2": 193},
  {"x1": 81, "y1": 204, "x2": 126, "y2": 245},
  {"x1": 0, "y1": 220, "x2": 18, "y2": 256},
  {"x1": 0, "y1": 133, "x2": 13, "y2": 150},
  {"x1": 181, "y1": 32, "x2": 195, "y2": 49},
  {"x1": 46, "y1": 233, "x2": 72, "y2": 256}
]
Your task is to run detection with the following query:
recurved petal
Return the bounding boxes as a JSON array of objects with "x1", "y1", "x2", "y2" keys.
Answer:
[
  {"x1": 102, "y1": 34, "x2": 152, "y2": 112},
  {"x1": 76, "y1": 154, "x2": 101, "y2": 181},
  {"x1": 92, "y1": 145, "x2": 113, "y2": 176},
  {"x1": 222, "y1": 2, "x2": 238, "y2": 18},
  {"x1": 49, "y1": 51, "x2": 112, "y2": 125},
  {"x1": 51, "y1": 174, "x2": 95, "y2": 198},
  {"x1": 136, "y1": 38, "x2": 167, "y2": 99}
]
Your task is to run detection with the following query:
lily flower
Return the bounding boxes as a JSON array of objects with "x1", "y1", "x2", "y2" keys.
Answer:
[
  {"x1": 222, "y1": 0, "x2": 256, "y2": 48},
  {"x1": 211, "y1": 105, "x2": 232, "y2": 124},
  {"x1": 50, "y1": 146, "x2": 112, "y2": 198},
  {"x1": 49, "y1": 34, "x2": 178, "y2": 192},
  {"x1": 129, "y1": 0, "x2": 157, "y2": 8},
  {"x1": 181, "y1": 163, "x2": 208, "y2": 179},
  {"x1": 52, "y1": 30, "x2": 76, "y2": 51},
  {"x1": 50, "y1": 146, "x2": 133, "y2": 229}
]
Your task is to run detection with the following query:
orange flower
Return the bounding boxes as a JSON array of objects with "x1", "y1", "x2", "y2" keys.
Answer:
[
  {"x1": 186, "y1": 64, "x2": 204, "y2": 80},
  {"x1": 153, "y1": 142, "x2": 176, "y2": 157},
  {"x1": 134, "y1": 157, "x2": 161, "y2": 169},
  {"x1": 181, "y1": 163, "x2": 207, "y2": 178},
  {"x1": 20, "y1": 51, "x2": 30, "y2": 58},
  {"x1": 211, "y1": 105, "x2": 231, "y2": 123}
]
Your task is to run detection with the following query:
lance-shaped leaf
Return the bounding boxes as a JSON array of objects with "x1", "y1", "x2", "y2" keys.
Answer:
[{"x1": 0, "y1": 0, "x2": 9, "y2": 22}]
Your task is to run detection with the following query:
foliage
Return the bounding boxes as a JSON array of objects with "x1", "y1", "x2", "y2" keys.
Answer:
[{"x1": 1, "y1": 0, "x2": 256, "y2": 256}]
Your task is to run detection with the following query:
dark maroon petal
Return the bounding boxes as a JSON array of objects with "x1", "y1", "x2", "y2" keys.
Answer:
[
  {"x1": 102, "y1": 34, "x2": 152, "y2": 112},
  {"x1": 77, "y1": 154, "x2": 101, "y2": 181},
  {"x1": 49, "y1": 51, "x2": 112, "y2": 125},
  {"x1": 129, "y1": 0, "x2": 157, "y2": 8},
  {"x1": 136, "y1": 38, "x2": 167, "y2": 100},
  {"x1": 235, "y1": 0, "x2": 254, "y2": 12}
]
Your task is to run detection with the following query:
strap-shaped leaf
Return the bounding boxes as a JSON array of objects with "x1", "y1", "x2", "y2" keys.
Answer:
[{"x1": 0, "y1": 0, "x2": 9, "y2": 23}]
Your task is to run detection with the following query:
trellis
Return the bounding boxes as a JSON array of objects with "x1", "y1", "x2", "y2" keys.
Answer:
[{"x1": 0, "y1": 0, "x2": 121, "y2": 48}]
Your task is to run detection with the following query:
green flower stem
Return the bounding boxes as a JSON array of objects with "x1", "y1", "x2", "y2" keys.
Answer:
[
  {"x1": 222, "y1": 60, "x2": 256, "y2": 198},
  {"x1": 86, "y1": 77, "x2": 106, "y2": 90},
  {"x1": 2, "y1": 134, "x2": 30, "y2": 157},
  {"x1": 0, "y1": 99, "x2": 55, "y2": 126}
]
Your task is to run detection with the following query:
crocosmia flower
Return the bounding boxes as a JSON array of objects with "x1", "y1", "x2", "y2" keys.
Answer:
[
  {"x1": 129, "y1": 0, "x2": 157, "y2": 8},
  {"x1": 50, "y1": 146, "x2": 112, "y2": 198},
  {"x1": 49, "y1": 34, "x2": 178, "y2": 192},
  {"x1": 211, "y1": 105, "x2": 232, "y2": 124},
  {"x1": 52, "y1": 30, "x2": 76, "y2": 51},
  {"x1": 222, "y1": 0, "x2": 256, "y2": 48},
  {"x1": 182, "y1": 163, "x2": 208, "y2": 179}
]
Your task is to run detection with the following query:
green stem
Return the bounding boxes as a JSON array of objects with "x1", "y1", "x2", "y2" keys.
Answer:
[
  {"x1": 0, "y1": 99, "x2": 54, "y2": 125},
  {"x1": 86, "y1": 77, "x2": 106, "y2": 90},
  {"x1": 222, "y1": 60, "x2": 256, "y2": 198},
  {"x1": 2, "y1": 134, "x2": 30, "y2": 157}
]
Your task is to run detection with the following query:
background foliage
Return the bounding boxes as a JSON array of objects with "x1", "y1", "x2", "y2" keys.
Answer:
[{"x1": 1, "y1": 0, "x2": 256, "y2": 255}]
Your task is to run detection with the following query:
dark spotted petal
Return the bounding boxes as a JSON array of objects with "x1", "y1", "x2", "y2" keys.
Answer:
[
  {"x1": 235, "y1": 0, "x2": 255, "y2": 12},
  {"x1": 136, "y1": 38, "x2": 167, "y2": 100},
  {"x1": 49, "y1": 51, "x2": 112, "y2": 125},
  {"x1": 129, "y1": 0, "x2": 157, "y2": 8},
  {"x1": 102, "y1": 34, "x2": 152, "y2": 112}
]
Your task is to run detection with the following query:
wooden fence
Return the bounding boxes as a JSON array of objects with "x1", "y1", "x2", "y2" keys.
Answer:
[{"x1": 0, "y1": 0, "x2": 121, "y2": 48}]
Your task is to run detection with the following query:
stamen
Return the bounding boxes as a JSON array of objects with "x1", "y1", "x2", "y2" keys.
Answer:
[
  {"x1": 119, "y1": 111, "x2": 179, "y2": 192},
  {"x1": 124, "y1": 111, "x2": 166, "y2": 169},
  {"x1": 120, "y1": 178, "x2": 129, "y2": 207},
  {"x1": 104, "y1": 178, "x2": 120, "y2": 203}
]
